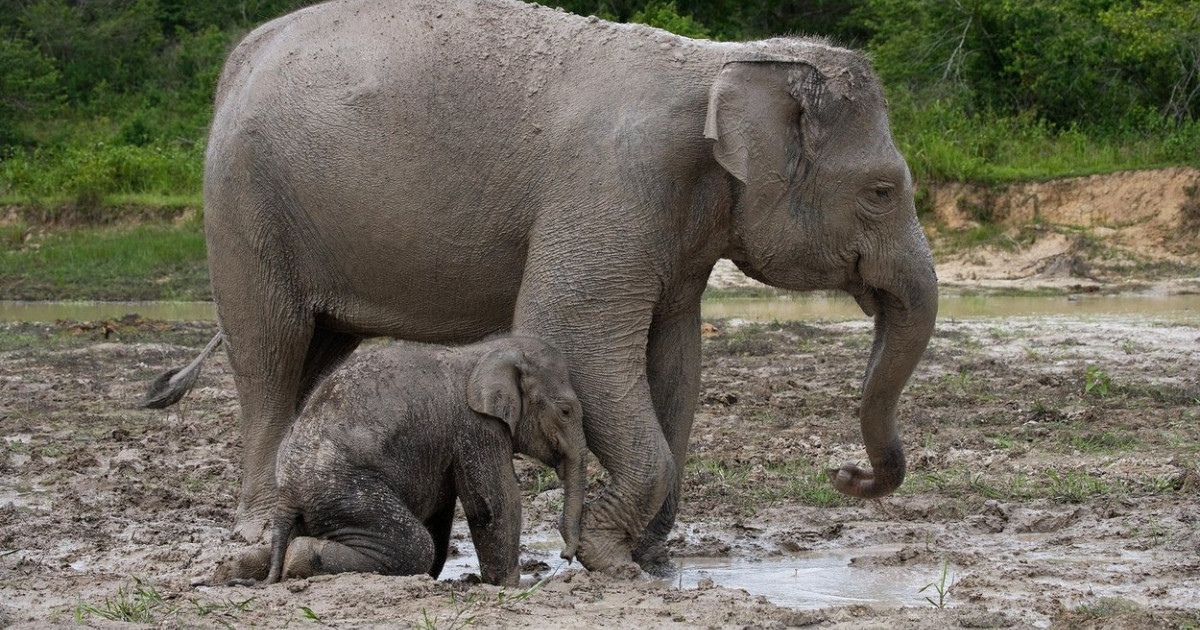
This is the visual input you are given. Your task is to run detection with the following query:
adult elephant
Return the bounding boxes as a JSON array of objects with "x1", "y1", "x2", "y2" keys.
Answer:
[{"x1": 149, "y1": 0, "x2": 937, "y2": 574}]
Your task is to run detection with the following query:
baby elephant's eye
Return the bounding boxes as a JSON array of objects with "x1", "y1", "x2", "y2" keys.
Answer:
[{"x1": 558, "y1": 404, "x2": 573, "y2": 420}]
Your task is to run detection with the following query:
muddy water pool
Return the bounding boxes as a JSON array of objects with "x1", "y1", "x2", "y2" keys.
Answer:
[
  {"x1": 702, "y1": 292, "x2": 1200, "y2": 322},
  {"x1": 667, "y1": 550, "x2": 930, "y2": 609},
  {"x1": 4, "y1": 293, "x2": 1200, "y2": 323},
  {"x1": 0, "y1": 300, "x2": 215, "y2": 322},
  {"x1": 442, "y1": 529, "x2": 929, "y2": 610}
]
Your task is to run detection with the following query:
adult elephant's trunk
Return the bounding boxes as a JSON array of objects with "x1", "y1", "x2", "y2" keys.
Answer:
[
  {"x1": 557, "y1": 451, "x2": 586, "y2": 561},
  {"x1": 831, "y1": 238, "x2": 938, "y2": 499}
]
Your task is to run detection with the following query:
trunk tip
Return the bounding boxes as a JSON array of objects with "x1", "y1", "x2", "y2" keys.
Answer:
[{"x1": 827, "y1": 461, "x2": 904, "y2": 499}]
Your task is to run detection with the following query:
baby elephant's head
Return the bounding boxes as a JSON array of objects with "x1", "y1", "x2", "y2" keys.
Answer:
[{"x1": 466, "y1": 337, "x2": 587, "y2": 562}]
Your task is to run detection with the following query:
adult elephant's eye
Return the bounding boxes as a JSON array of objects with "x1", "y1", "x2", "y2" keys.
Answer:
[{"x1": 860, "y1": 183, "x2": 895, "y2": 215}]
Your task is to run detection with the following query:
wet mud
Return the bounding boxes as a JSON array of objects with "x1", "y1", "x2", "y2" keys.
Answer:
[{"x1": 1, "y1": 312, "x2": 1199, "y2": 628}]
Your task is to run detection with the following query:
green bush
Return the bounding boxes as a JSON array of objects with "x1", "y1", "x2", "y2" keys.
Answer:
[
  {"x1": 863, "y1": 0, "x2": 1199, "y2": 133},
  {"x1": 0, "y1": 34, "x2": 61, "y2": 145},
  {"x1": 1, "y1": 144, "x2": 204, "y2": 201},
  {"x1": 630, "y1": 1, "x2": 711, "y2": 39},
  {"x1": 888, "y1": 87, "x2": 1200, "y2": 182},
  {"x1": 0, "y1": 0, "x2": 1197, "y2": 208}
]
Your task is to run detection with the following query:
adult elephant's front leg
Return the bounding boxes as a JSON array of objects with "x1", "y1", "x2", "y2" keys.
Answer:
[
  {"x1": 514, "y1": 289, "x2": 674, "y2": 572},
  {"x1": 634, "y1": 303, "x2": 703, "y2": 575}
]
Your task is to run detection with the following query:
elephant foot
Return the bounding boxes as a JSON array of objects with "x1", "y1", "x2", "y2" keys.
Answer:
[
  {"x1": 600, "y1": 561, "x2": 646, "y2": 581},
  {"x1": 211, "y1": 545, "x2": 271, "y2": 585},
  {"x1": 574, "y1": 509, "x2": 634, "y2": 572},
  {"x1": 234, "y1": 499, "x2": 274, "y2": 543},
  {"x1": 632, "y1": 538, "x2": 675, "y2": 578}
]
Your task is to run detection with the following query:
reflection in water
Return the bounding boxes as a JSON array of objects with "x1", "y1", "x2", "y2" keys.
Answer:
[{"x1": 2, "y1": 293, "x2": 1200, "y2": 323}]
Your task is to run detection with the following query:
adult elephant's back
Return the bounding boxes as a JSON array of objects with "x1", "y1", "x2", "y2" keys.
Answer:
[{"x1": 206, "y1": 0, "x2": 717, "y2": 338}]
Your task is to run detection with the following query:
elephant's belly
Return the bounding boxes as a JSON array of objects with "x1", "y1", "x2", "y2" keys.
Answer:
[{"x1": 317, "y1": 274, "x2": 522, "y2": 343}]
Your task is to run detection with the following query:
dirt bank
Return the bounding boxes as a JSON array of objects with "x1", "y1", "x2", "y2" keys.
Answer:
[
  {"x1": 2, "y1": 311, "x2": 1198, "y2": 629},
  {"x1": 927, "y1": 167, "x2": 1200, "y2": 294}
]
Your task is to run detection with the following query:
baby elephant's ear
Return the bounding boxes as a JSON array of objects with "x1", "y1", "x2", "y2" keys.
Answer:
[{"x1": 466, "y1": 348, "x2": 523, "y2": 434}]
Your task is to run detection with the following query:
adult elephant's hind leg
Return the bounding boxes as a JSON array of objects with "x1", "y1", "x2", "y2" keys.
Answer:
[
  {"x1": 222, "y1": 307, "x2": 316, "y2": 543},
  {"x1": 634, "y1": 304, "x2": 703, "y2": 575},
  {"x1": 297, "y1": 328, "x2": 361, "y2": 408}
]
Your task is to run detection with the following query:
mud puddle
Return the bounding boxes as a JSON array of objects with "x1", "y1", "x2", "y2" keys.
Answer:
[
  {"x1": 670, "y1": 548, "x2": 929, "y2": 610},
  {"x1": 444, "y1": 525, "x2": 930, "y2": 611}
]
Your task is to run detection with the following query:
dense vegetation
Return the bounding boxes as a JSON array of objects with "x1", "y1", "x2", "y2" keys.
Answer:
[{"x1": 1, "y1": 0, "x2": 1197, "y2": 205}]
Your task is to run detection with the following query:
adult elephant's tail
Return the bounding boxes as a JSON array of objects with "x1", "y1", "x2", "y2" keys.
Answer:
[{"x1": 140, "y1": 330, "x2": 224, "y2": 408}]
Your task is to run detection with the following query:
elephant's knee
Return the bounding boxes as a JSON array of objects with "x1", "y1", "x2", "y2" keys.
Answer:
[
  {"x1": 381, "y1": 534, "x2": 437, "y2": 578},
  {"x1": 642, "y1": 444, "x2": 676, "y2": 509}
]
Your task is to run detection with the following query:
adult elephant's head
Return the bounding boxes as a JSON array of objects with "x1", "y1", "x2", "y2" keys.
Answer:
[{"x1": 705, "y1": 50, "x2": 937, "y2": 500}]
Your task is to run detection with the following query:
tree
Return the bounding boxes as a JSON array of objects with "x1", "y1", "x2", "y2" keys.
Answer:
[{"x1": 0, "y1": 29, "x2": 60, "y2": 146}]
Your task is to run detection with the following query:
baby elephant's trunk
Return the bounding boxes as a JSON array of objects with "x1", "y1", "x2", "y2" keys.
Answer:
[{"x1": 557, "y1": 452, "x2": 586, "y2": 562}]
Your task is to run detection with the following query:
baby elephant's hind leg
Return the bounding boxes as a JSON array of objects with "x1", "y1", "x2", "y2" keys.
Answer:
[{"x1": 281, "y1": 482, "x2": 438, "y2": 579}]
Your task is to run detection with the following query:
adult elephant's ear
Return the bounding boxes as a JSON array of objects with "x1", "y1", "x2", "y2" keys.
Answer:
[
  {"x1": 467, "y1": 349, "x2": 524, "y2": 434},
  {"x1": 704, "y1": 61, "x2": 822, "y2": 192}
]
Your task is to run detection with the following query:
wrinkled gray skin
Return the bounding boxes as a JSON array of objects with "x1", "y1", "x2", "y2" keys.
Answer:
[
  {"x1": 223, "y1": 336, "x2": 586, "y2": 587},
  {"x1": 152, "y1": 0, "x2": 937, "y2": 575}
]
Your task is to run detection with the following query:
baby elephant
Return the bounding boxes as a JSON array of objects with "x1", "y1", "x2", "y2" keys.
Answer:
[{"x1": 266, "y1": 335, "x2": 587, "y2": 586}]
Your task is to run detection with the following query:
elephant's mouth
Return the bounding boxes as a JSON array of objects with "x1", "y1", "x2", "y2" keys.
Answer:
[
  {"x1": 844, "y1": 255, "x2": 922, "y2": 321},
  {"x1": 845, "y1": 254, "x2": 883, "y2": 316},
  {"x1": 846, "y1": 280, "x2": 881, "y2": 316}
]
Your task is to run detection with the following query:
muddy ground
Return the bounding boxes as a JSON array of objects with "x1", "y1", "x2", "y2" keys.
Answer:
[{"x1": 2, "y1": 298, "x2": 1198, "y2": 629}]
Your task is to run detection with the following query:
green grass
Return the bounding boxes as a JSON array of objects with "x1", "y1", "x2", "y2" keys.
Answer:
[
  {"x1": 0, "y1": 221, "x2": 210, "y2": 300},
  {"x1": 685, "y1": 457, "x2": 851, "y2": 508},
  {"x1": 1065, "y1": 432, "x2": 1138, "y2": 453},
  {"x1": 900, "y1": 463, "x2": 1189, "y2": 505},
  {"x1": 765, "y1": 462, "x2": 850, "y2": 508},
  {"x1": 74, "y1": 577, "x2": 177, "y2": 624},
  {"x1": 890, "y1": 95, "x2": 1200, "y2": 184}
]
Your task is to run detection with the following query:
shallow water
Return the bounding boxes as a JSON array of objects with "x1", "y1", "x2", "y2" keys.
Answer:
[
  {"x1": 702, "y1": 292, "x2": 1200, "y2": 323},
  {"x1": 0, "y1": 300, "x2": 215, "y2": 322},
  {"x1": 668, "y1": 549, "x2": 930, "y2": 609},
  {"x1": 4, "y1": 293, "x2": 1200, "y2": 323},
  {"x1": 440, "y1": 535, "x2": 928, "y2": 609}
]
